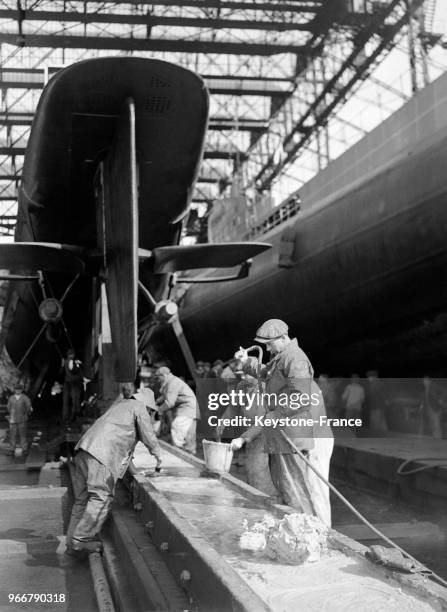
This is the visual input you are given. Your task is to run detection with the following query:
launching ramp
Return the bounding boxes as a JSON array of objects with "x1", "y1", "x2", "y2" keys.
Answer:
[{"x1": 128, "y1": 442, "x2": 447, "y2": 611}]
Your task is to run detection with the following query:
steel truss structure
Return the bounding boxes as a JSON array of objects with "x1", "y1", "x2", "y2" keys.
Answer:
[{"x1": 0, "y1": 0, "x2": 445, "y2": 236}]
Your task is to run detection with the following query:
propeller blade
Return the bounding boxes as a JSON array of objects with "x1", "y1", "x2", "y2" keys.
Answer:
[
  {"x1": 150, "y1": 241, "x2": 271, "y2": 274},
  {"x1": 0, "y1": 242, "x2": 85, "y2": 274}
]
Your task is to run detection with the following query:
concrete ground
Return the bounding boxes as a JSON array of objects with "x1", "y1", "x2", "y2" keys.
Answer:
[{"x1": 0, "y1": 435, "x2": 97, "y2": 612}]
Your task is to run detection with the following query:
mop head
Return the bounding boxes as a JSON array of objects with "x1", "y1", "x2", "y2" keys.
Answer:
[{"x1": 240, "y1": 513, "x2": 328, "y2": 564}]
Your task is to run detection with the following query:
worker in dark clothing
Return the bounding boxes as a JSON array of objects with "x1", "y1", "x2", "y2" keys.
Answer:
[
  {"x1": 230, "y1": 319, "x2": 316, "y2": 516},
  {"x1": 62, "y1": 349, "x2": 83, "y2": 423},
  {"x1": 66, "y1": 383, "x2": 161, "y2": 555},
  {"x1": 366, "y1": 370, "x2": 388, "y2": 432},
  {"x1": 421, "y1": 375, "x2": 447, "y2": 438},
  {"x1": 6, "y1": 383, "x2": 32, "y2": 455},
  {"x1": 219, "y1": 374, "x2": 277, "y2": 497}
]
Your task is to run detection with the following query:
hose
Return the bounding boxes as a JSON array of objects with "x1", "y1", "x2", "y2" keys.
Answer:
[
  {"x1": 279, "y1": 430, "x2": 447, "y2": 589},
  {"x1": 244, "y1": 345, "x2": 264, "y2": 381},
  {"x1": 397, "y1": 457, "x2": 447, "y2": 475}
]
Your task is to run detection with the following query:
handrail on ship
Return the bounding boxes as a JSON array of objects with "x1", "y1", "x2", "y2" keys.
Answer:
[{"x1": 245, "y1": 195, "x2": 301, "y2": 240}]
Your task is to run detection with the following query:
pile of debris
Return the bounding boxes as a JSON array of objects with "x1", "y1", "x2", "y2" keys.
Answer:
[{"x1": 239, "y1": 513, "x2": 328, "y2": 564}]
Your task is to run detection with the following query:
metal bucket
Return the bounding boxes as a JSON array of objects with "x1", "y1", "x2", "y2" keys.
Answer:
[{"x1": 202, "y1": 440, "x2": 233, "y2": 474}]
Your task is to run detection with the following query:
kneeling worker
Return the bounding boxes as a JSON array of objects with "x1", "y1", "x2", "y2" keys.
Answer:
[
  {"x1": 156, "y1": 367, "x2": 200, "y2": 454},
  {"x1": 66, "y1": 382, "x2": 161, "y2": 554}
]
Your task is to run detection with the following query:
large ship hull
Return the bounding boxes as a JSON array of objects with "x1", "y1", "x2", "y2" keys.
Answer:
[{"x1": 178, "y1": 127, "x2": 447, "y2": 375}]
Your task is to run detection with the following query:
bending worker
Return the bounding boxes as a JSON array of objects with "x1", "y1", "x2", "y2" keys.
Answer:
[
  {"x1": 230, "y1": 319, "x2": 333, "y2": 526},
  {"x1": 66, "y1": 382, "x2": 161, "y2": 555},
  {"x1": 156, "y1": 367, "x2": 200, "y2": 454}
]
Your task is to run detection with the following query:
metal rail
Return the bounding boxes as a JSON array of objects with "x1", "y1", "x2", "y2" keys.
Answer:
[
  {"x1": 66, "y1": 460, "x2": 116, "y2": 612},
  {"x1": 88, "y1": 553, "x2": 116, "y2": 612}
]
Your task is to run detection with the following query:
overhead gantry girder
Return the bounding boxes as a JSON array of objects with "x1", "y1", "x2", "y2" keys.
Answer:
[
  {"x1": 83, "y1": 0, "x2": 322, "y2": 10},
  {"x1": 0, "y1": 33, "x2": 312, "y2": 56},
  {"x1": 0, "y1": 0, "x2": 431, "y2": 228},
  {"x1": 0, "y1": 9, "x2": 315, "y2": 32},
  {"x1": 231, "y1": 0, "x2": 425, "y2": 192},
  {"x1": 0, "y1": 113, "x2": 270, "y2": 132},
  {"x1": 0, "y1": 68, "x2": 294, "y2": 97},
  {"x1": 0, "y1": 144, "x2": 247, "y2": 161},
  {"x1": 4, "y1": 1, "x2": 323, "y2": 15},
  {"x1": 0, "y1": 0, "x2": 342, "y2": 212}
]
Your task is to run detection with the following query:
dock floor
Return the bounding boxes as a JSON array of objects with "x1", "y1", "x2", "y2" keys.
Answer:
[{"x1": 332, "y1": 433, "x2": 447, "y2": 508}]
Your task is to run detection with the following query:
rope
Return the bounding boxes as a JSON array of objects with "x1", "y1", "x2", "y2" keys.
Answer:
[{"x1": 279, "y1": 430, "x2": 447, "y2": 589}]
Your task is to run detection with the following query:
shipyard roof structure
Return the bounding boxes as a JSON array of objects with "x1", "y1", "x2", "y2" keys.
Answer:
[{"x1": 0, "y1": 0, "x2": 445, "y2": 238}]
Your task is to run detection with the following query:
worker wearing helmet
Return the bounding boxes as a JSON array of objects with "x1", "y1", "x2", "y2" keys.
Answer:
[{"x1": 230, "y1": 319, "x2": 333, "y2": 525}]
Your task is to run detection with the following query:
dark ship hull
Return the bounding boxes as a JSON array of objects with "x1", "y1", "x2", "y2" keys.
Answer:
[
  {"x1": 178, "y1": 126, "x2": 447, "y2": 375},
  {"x1": 1, "y1": 57, "x2": 209, "y2": 382}
]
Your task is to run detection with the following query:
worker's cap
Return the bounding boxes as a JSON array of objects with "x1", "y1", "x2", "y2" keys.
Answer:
[
  {"x1": 155, "y1": 366, "x2": 171, "y2": 377},
  {"x1": 14, "y1": 382, "x2": 24, "y2": 391},
  {"x1": 203, "y1": 362, "x2": 211, "y2": 368},
  {"x1": 366, "y1": 370, "x2": 378, "y2": 377},
  {"x1": 255, "y1": 319, "x2": 289, "y2": 343},
  {"x1": 213, "y1": 359, "x2": 224, "y2": 367},
  {"x1": 196, "y1": 360, "x2": 204, "y2": 367},
  {"x1": 66, "y1": 348, "x2": 75, "y2": 356}
]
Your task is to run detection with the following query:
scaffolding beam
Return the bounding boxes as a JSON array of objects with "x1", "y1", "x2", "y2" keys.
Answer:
[
  {"x1": 0, "y1": 9, "x2": 314, "y2": 31},
  {"x1": 0, "y1": 70, "x2": 294, "y2": 96},
  {"x1": 0, "y1": 33, "x2": 311, "y2": 56}
]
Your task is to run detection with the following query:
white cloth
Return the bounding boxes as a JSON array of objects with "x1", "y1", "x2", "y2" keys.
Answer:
[
  {"x1": 307, "y1": 436, "x2": 334, "y2": 527},
  {"x1": 171, "y1": 415, "x2": 195, "y2": 448}
]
